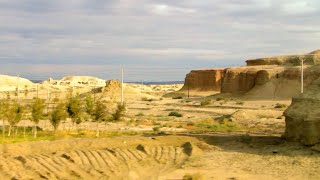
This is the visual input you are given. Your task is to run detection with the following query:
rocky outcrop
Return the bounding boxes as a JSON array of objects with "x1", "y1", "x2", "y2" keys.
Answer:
[
  {"x1": 284, "y1": 77, "x2": 320, "y2": 145},
  {"x1": 221, "y1": 65, "x2": 320, "y2": 99},
  {"x1": 173, "y1": 49, "x2": 320, "y2": 99},
  {"x1": 42, "y1": 76, "x2": 106, "y2": 86},
  {"x1": 179, "y1": 69, "x2": 224, "y2": 92},
  {"x1": 221, "y1": 67, "x2": 278, "y2": 94},
  {"x1": 246, "y1": 50, "x2": 320, "y2": 66}
]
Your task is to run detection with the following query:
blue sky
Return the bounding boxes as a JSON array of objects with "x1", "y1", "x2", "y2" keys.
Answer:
[{"x1": 0, "y1": 0, "x2": 319, "y2": 81}]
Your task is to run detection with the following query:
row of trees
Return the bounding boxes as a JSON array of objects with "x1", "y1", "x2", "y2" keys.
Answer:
[{"x1": 0, "y1": 94, "x2": 126, "y2": 138}]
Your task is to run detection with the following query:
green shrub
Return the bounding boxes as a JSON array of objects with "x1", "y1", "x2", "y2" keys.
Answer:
[
  {"x1": 112, "y1": 103, "x2": 126, "y2": 121},
  {"x1": 187, "y1": 122, "x2": 195, "y2": 126},
  {"x1": 135, "y1": 112, "x2": 144, "y2": 116},
  {"x1": 200, "y1": 99, "x2": 211, "y2": 106},
  {"x1": 153, "y1": 126, "x2": 161, "y2": 132},
  {"x1": 183, "y1": 173, "x2": 205, "y2": 180},
  {"x1": 274, "y1": 103, "x2": 287, "y2": 108},
  {"x1": 152, "y1": 121, "x2": 161, "y2": 126},
  {"x1": 195, "y1": 119, "x2": 238, "y2": 132},
  {"x1": 141, "y1": 97, "x2": 154, "y2": 102},
  {"x1": 168, "y1": 111, "x2": 183, "y2": 117},
  {"x1": 176, "y1": 125, "x2": 183, "y2": 128},
  {"x1": 240, "y1": 134, "x2": 252, "y2": 144},
  {"x1": 236, "y1": 101, "x2": 244, "y2": 105},
  {"x1": 216, "y1": 97, "x2": 224, "y2": 101}
]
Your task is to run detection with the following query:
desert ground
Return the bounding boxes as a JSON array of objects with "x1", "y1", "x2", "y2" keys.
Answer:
[{"x1": 0, "y1": 76, "x2": 320, "y2": 180}]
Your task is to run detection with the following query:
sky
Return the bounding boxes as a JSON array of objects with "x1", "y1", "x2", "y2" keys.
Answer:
[{"x1": 0, "y1": 0, "x2": 319, "y2": 81}]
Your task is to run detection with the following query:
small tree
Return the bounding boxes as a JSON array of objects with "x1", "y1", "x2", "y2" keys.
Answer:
[
  {"x1": 92, "y1": 100, "x2": 110, "y2": 137},
  {"x1": 30, "y1": 98, "x2": 46, "y2": 138},
  {"x1": 24, "y1": 85, "x2": 29, "y2": 98},
  {"x1": 66, "y1": 96, "x2": 83, "y2": 130},
  {"x1": 0, "y1": 97, "x2": 10, "y2": 138},
  {"x1": 7, "y1": 103, "x2": 24, "y2": 137},
  {"x1": 85, "y1": 95, "x2": 94, "y2": 117},
  {"x1": 112, "y1": 103, "x2": 126, "y2": 121},
  {"x1": 50, "y1": 103, "x2": 68, "y2": 132}
]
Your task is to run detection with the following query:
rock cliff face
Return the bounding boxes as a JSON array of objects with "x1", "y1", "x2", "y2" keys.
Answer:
[
  {"x1": 284, "y1": 76, "x2": 320, "y2": 145},
  {"x1": 176, "y1": 49, "x2": 320, "y2": 99},
  {"x1": 220, "y1": 65, "x2": 320, "y2": 99},
  {"x1": 179, "y1": 69, "x2": 224, "y2": 92},
  {"x1": 219, "y1": 49, "x2": 320, "y2": 99},
  {"x1": 221, "y1": 66, "x2": 283, "y2": 94}
]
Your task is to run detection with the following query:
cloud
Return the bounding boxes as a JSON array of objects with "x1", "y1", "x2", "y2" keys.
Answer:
[
  {"x1": 150, "y1": 4, "x2": 196, "y2": 16},
  {"x1": 282, "y1": 1, "x2": 316, "y2": 15},
  {"x1": 0, "y1": 0, "x2": 319, "y2": 81}
]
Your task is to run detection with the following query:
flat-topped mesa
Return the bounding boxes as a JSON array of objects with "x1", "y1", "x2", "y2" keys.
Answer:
[
  {"x1": 284, "y1": 77, "x2": 320, "y2": 145},
  {"x1": 179, "y1": 69, "x2": 224, "y2": 92},
  {"x1": 246, "y1": 49, "x2": 320, "y2": 66}
]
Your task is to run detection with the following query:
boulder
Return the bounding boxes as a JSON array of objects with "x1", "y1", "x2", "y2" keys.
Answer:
[{"x1": 284, "y1": 77, "x2": 320, "y2": 145}]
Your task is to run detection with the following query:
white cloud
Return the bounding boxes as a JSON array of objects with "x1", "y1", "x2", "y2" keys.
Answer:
[
  {"x1": 283, "y1": 1, "x2": 316, "y2": 14},
  {"x1": 150, "y1": 4, "x2": 196, "y2": 16},
  {"x1": 0, "y1": 0, "x2": 319, "y2": 80}
]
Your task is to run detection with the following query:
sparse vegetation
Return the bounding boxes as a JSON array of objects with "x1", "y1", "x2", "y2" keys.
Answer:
[
  {"x1": 172, "y1": 96, "x2": 183, "y2": 99},
  {"x1": 195, "y1": 119, "x2": 238, "y2": 132},
  {"x1": 141, "y1": 97, "x2": 154, "y2": 102},
  {"x1": 274, "y1": 103, "x2": 287, "y2": 108},
  {"x1": 153, "y1": 126, "x2": 161, "y2": 132},
  {"x1": 200, "y1": 99, "x2": 211, "y2": 106},
  {"x1": 236, "y1": 101, "x2": 244, "y2": 105},
  {"x1": 50, "y1": 102, "x2": 68, "y2": 132},
  {"x1": 112, "y1": 103, "x2": 126, "y2": 121},
  {"x1": 168, "y1": 111, "x2": 183, "y2": 117},
  {"x1": 240, "y1": 134, "x2": 253, "y2": 144},
  {"x1": 30, "y1": 98, "x2": 46, "y2": 138},
  {"x1": 135, "y1": 112, "x2": 144, "y2": 116},
  {"x1": 183, "y1": 172, "x2": 205, "y2": 180},
  {"x1": 216, "y1": 97, "x2": 224, "y2": 101}
]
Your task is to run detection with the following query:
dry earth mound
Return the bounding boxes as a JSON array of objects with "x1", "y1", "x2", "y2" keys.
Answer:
[
  {"x1": 284, "y1": 77, "x2": 320, "y2": 145},
  {"x1": 0, "y1": 75, "x2": 34, "y2": 91},
  {"x1": 0, "y1": 137, "x2": 201, "y2": 179},
  {"x1": 98, "y1": 80, "x2": 156, "y2": 101}
]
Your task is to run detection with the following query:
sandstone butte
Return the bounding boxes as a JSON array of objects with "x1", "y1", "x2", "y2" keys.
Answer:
[
  {"x1": 178, "y1": 49, "x2": 320, "y2": 100},
  {"x1": 178, "y1": 49, "x2": 320, "y2": 146}
]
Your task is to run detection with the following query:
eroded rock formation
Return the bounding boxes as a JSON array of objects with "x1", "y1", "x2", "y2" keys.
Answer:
[
  {"x1": 42, "y1": 76, "x2": 106, "y2": 86},
  {"x1": 246, "y1": 49, "x2": 320, "y2": 66},
  {"x1": 172, "y1": 49, "x2": 320, "y2": 99},
  {"x1": 179, "y1": 69, "x2": 224, "y2": 92},
  {"x1": 284, "y1": 77, "x2": 320, "y2": 145}
]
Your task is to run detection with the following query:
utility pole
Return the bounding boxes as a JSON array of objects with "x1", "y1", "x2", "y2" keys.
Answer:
[
  {"x1": 16, "y1": 74, "x2": 20, "y2": 102},
  {"x1": 121, "y1": 67, "x2": 124, "y2": 105},
  {"x1": 36, "y1": 84, "x2": 39, "y2": 98},
  {"x1": 46, "y1": 89, "x2": 50, "y2": 114},
  {"x1": 93, "y1": 83, "x2": 97, "y2": 103},
  {"x1": 301, "y1": 58, "x2": 304, "y2": 94},
  {"x1": 187, "y1": 79, "x2": 190, "y2": 99}
]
